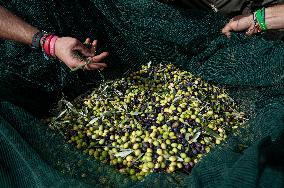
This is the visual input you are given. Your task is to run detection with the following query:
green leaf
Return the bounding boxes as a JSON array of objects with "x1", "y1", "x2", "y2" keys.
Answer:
[
  {"x1": 56, "y1": 109, "x2": 67, "y2": 120},
  {"x1": 130, "y1": 111, "x2": 142, "y2": 116},
  {"x1": 177, "y1": 157, "x2": 184, "y2": 162},
  {"x1": 183, "y1": 121, "x2": 190, "y2": 126},
  {"x1": 88, "y1": 117, "x2": 99, "y2": 125},
  {"x1": 173, "y1": 96, "x2": 182, "y2": 103},
  {"x1": 147, "y1": 61, "x2": 152, "y2": 68},
  {"x1": 204, "y1": 127, "x2": 222, "y2": 139},
  {"x1": 185, "y1": 133, "x2": 190, "y2": 141},
  {"x1": 120, "y1": 118, "x2": 128, "y2": 125},
  {"x1": 114, "y1": 149, "x2": 133, "y2": 158},
  {"x1": 189, "y1": 132, "x2": 201, "y2": 143},
  {"x1": 123, "y1": 103, "x2": 128, "y2": 110}
]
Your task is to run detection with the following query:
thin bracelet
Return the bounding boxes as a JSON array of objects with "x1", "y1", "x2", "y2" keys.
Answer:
[
  {"x1": 31, "y1": 31, "x2": 45, "y2": 49},
  {"x1": 49, "y1": 36, "x2": 59, "y2": 57},
  {"x1": 253, "y1": 12, "x2": 262, "y2": 33},
  {"x1": 43, "y1": 35, "x2": 55, "y2": 56},
  {"x1": 255, "y1": 7, "x2": 268, "y2": 31}
]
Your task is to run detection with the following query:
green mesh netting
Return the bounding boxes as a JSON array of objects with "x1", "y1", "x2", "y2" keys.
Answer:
[{"x1": 0, "y1": 0, "x2": 284, "y2": 187}]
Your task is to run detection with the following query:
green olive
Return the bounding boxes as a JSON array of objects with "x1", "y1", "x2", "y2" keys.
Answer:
[
  {"x1": 169, "y1": 156, "x2": 177, "y2": 162},
  {"x1": 180, "y1": 153, "x2": 187, "y2": 159},
  {"x1": 133, "y1": 143, "x2": 140, "y2": 150},
  {"x1": 161, "y1": 143, "x2": 167, "y2": 150},
  {"x1": 157, "y1": 149, "x2": 163, "y2": 155},
  {"x1": 126, "y1": 155, "x2": 134, "y2": 162}
]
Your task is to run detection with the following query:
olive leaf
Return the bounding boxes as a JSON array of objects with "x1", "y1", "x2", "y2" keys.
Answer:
[
  {"x1": 61, "y1": 120, "x2": 70, "y2": 124},
  {"x1": 147, "y1": 61, "x2": 152, "y2": 68},
  {"x1": 204, "y1": 127, "x2": 222, "y2": 139},
  {"x1": 101, "y1": 111, "x2": 115, "y2": 120},
  {"x1": 123, "y1": 103, "x2": 128, "y2": 111},
  {"x1": 88, "y1": 117, "x2": 99, "y2": 125},
  {"x1": 114, "y1": 149, "x2": 133, "y2": 158},
  {"x1": 129, "y1": 111, "x2": 142, "y2": 116},
  {"x1": 193, "y1": 127, "x2": 201, "y2": 132},
  {"x1": 61, "y1": 100, "x2": 84, "y2": 116},
  {"x1": 56, "y1": 109, "x2": 67, "y2": 120},
  {"x1": 189, "y1": 132, "x2": 201, "y2": 143},
  {"x1": 103, "y1": 110, "x2": 116, "y2": 116},
  {"x1": 133, "y1": 153, "x2": 144, "y2": 163},
  {"x1": 84, "y1": 107, "x2": 89, "y2": 114},
  {"x1": 101, "y1": 85, "x2": 109, "y2": 93},
  {"x1": 62, "y1": 100, "x2": 74, "y2": 108},
  {"x1": 114, "y1": 89, "x2": 123, "y2": 96},
  {"x1": 177, "y1": 157, "x2": 184, "y2": 162},
  {"x1": 185, "y1": 133, "x2": 190, "y2": 141},
  {"x1": 120, "y1": 118, "x2": 128, "y2": 125},
  {"x1": 173, "y1": 96, "x2": 182, "y2": 103}
]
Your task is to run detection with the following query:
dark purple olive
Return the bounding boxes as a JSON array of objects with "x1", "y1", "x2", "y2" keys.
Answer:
[
  {"x1": 154, "y1": 154, "x2": 159, "y2": 159},
  {"x1": 166, "y1": 121, "x2": 172, "y2": 126},
  {"x1": 132, "y1": 162, "x2": 138, "y2": 166},
  {"x1": 192, "y1": 149, "x2": 198, "y2": 155},
  {"x1": 153, "y1": 168, "x2": 159, "y2": 173},
  {"x1": 165, "y1": 160, "x2": 170, "y2": 166},
  {"x1": 182, "y1": 140, "x2": 188, "y2": 145},
  {"x1": 173, "y1": 128, "x2": 179, "y2": 133},
  {"x1": 116, "y1": 164, "x2": 124, "y2": 169},
  {"x1": 186, "y1": 82, "x2": 193, "y2": 87},
  {"x1": 177, "y1": 134, "x2": 184, "y2": 139}
]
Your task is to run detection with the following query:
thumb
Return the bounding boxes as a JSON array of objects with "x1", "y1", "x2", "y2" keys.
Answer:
[
  {"x1": 245, "y1": 25, "x2": 256, "y2": 36},
  {"x1": 73, "y1": 43, "x2": 93, "y2": 57}
]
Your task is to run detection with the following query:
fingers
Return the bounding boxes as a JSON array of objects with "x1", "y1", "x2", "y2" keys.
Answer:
[
  {"x1": 222, "y1": 23, "x2": 233, "y2": 38},
  {"x1": 222, "y1": 14, "x2": 254, "y2": 38},
  {"x1": 245, "y1": 25, "x2": 256, "y2": 36},
  {"x1": 90, "y1": 52, "x2": 109, "y2": 63},
  {"x1": 69, "y1": 38, "x2": 109, "y2": 71},
  {"x1": 84, "y1": 38, "x2": 91, "y2": 45},
  {"x1": 92, "y1": 40, "x2": 97, "y2": 47},
  {"x1": 91, "y1": 40, "x2": 97, "y2": 55},
  {"x1": 83, "y1": 52, "x2": 109, "y2": 70},
  {"x1": 85, "y1": 62, "x2": 107, "y2": 70},
  {"x1": 82, "y1": 38, "x2": 97, "y2": 55},
  {"x1": 74, "y1": 42, "x2": 93, "y2": 57},
  {"x1": 70, "y1": 52, "x2": 109, "y2": 71}
]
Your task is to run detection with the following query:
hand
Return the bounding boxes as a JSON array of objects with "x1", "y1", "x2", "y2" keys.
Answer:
[
  {"x1": 222, "y1": 14, "x2": 258, "y2": 38},
  {"x1": 55, "y1": 37, "x2": 109, "y2": 70}
]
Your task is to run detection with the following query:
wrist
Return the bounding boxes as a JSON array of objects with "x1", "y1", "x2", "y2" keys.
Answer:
[
  {"x1": 265, "y1": 7, "x2": 275, "y2": 30},
  {"x1": 263, "y1": 6, "x2": 284, "y2": 30},
  {"x1": 30, "y1": 30, "x2": 44, "y2": 49},
  {"x1": 35, "y1": 32, "x2": 59, "y2": 59}
]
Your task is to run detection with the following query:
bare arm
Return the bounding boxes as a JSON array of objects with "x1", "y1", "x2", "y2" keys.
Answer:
[
  {"x1": 0, "y1": 6, "x2": 38, "y2": 44},
  {"x1": 222, "y1": 4, "x2": 284, "y2": 37},
  {"x1": 265, "y1": 4, "x2": 284, "y2": 30},
  {"x1": 0, "y1": 6, "x2": 108, "y2": 70}
]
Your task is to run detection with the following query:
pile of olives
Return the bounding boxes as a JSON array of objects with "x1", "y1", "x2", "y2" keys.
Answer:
[{"x1": 51, "y1": 63, "x2": 245, "y2": 181}]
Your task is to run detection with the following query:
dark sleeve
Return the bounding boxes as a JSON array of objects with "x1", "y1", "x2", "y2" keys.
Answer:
[
  {"x1": 160, "y1": 0, "x2": 249, "y2": 15},
  {"x1": 177, "y1": 0, "x2": 281, "y2": 16}
]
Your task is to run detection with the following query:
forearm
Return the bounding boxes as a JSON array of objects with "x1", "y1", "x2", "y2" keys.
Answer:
[
  {"x1": 265, "y1": 4, "x2": 284, "y2": 30},
  {"x1": 0, "y1": 6, "x2": 38, "y2": 45}
]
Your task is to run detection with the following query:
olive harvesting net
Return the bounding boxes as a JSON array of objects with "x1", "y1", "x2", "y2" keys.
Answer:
[{"x1": 0, "y1": 0, "x2": 284, "y2": 188}]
